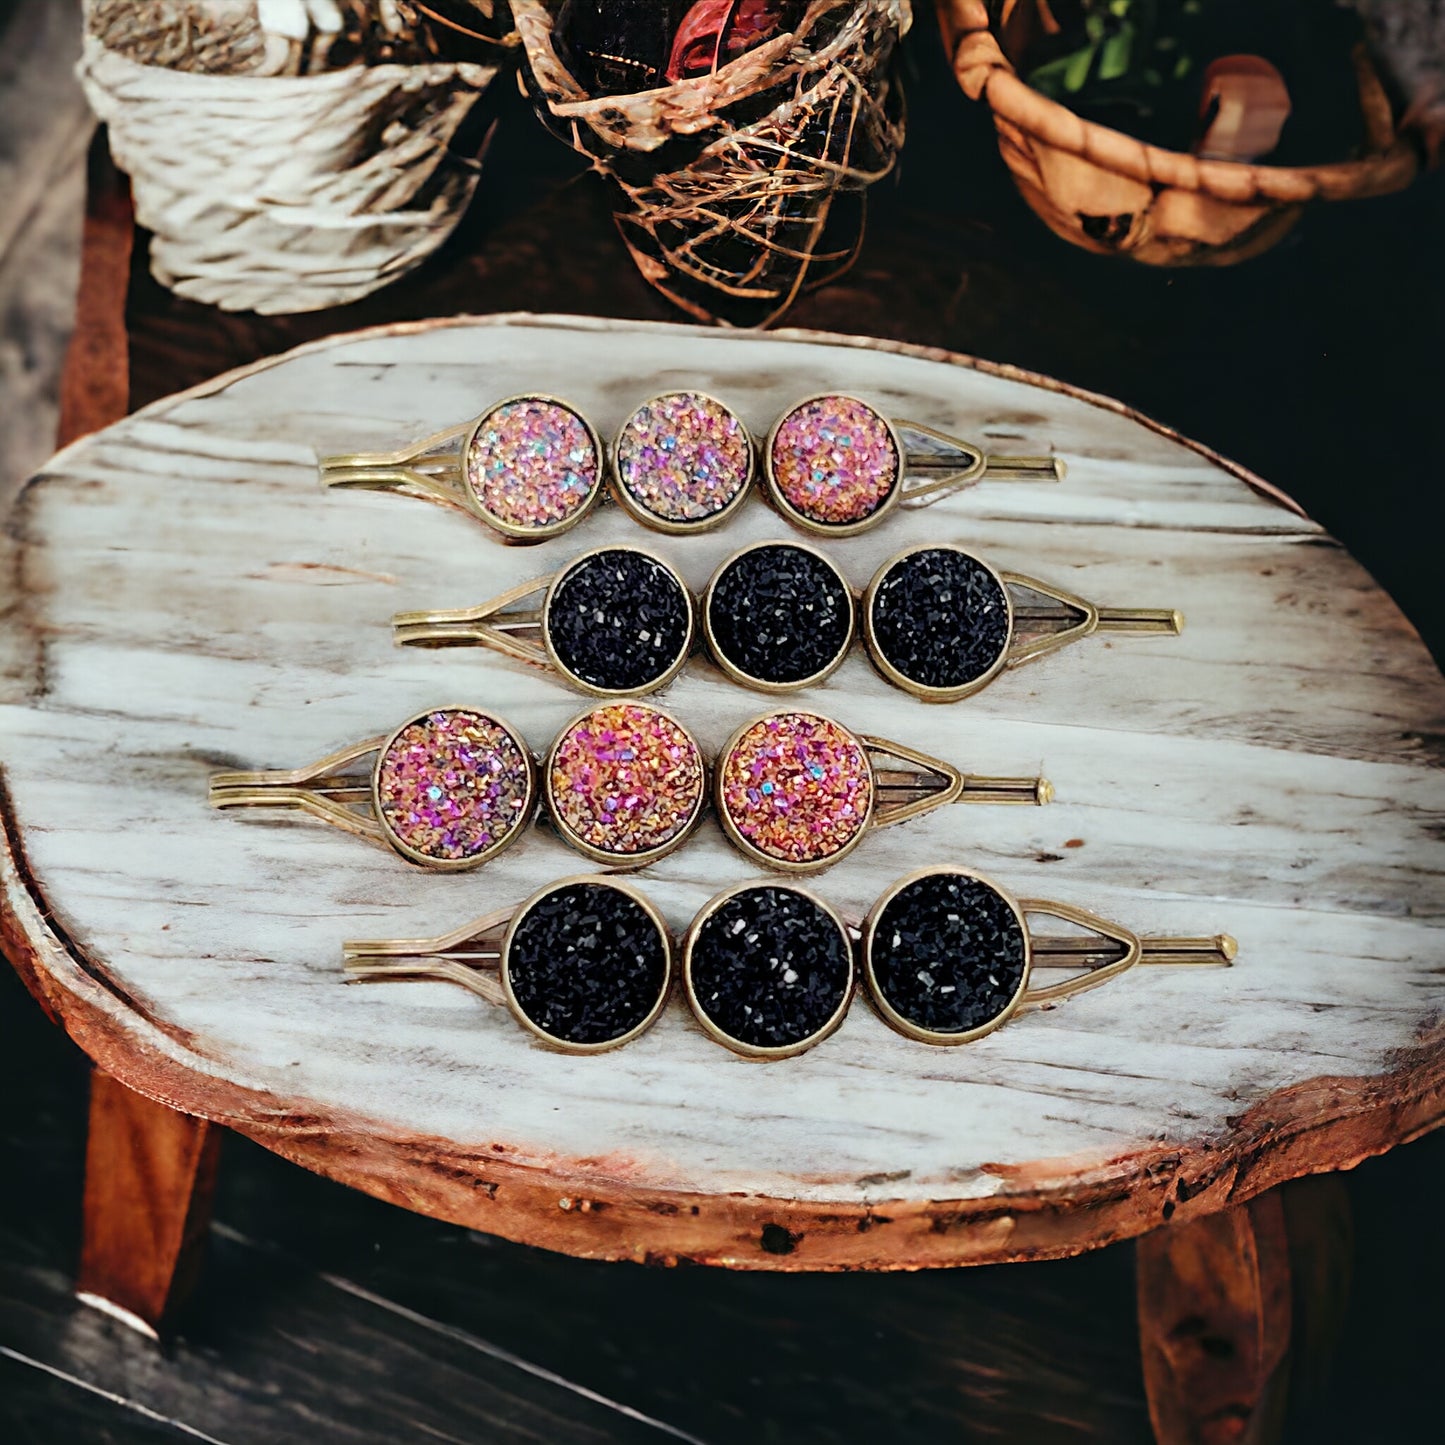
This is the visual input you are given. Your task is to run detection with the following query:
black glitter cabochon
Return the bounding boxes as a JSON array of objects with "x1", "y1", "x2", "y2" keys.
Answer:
[
  {"x1": 545, "y1": 547, "x2": 693, "y2": 693},
  {"x1": 867, "y1": 546, "x2": 1012, "y2": 695},
  {"x1": 866, "y1": 870, "x2": 1028, "y2": 1041},
  {"x1": 706, "y1": 542, "x2": 855, "y2": 687},
  {"x1": 685, "y1": 885, "x2": 854, "y2": 1056},
  {"x1": 505, "y1": 880, "x2": 670, "y2": 1049}
]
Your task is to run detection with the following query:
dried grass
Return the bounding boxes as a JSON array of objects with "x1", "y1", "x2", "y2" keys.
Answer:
[{"x1": 514, "y1": 0, "x2": 912, "y2": 326}]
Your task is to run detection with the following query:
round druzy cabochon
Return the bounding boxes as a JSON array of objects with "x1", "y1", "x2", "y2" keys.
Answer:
[
  {"x1": 547, "y1": 702, "x2": 706, "y2": 862},
  {"x1": 766, "y1": 395, "x2": 901, "y2": 529},
  {"x1": 544, "y1": 548, "x2": 693, "y2": 694},
  {"x1": 706, "y1": 543, "x2": 855, "y2": 688},
  {"x1": 866, "y1": 870, "x2": 1029, "y2": 1040},
  {"x1": 505, "y1": 880, "x2": 670, "y2": 1049},
  {"x1": 868, "y1": 547, "x2": 1012, "y2": 695},
  {"x1": 465, "y1": 397, "x2": 601, "y2": 535},
  {"x1": 686, "y1": 885, "x2": 854, "y2": 1054},
  {"x1": 614, "y1": 392, "x2": 753, "y2": 526},
  {"x1": 717, "y1": 712, "x2": 873, "y2": 868},
  {"x1": 374, "y1": 707, "x2": 534, "y2": 866}
]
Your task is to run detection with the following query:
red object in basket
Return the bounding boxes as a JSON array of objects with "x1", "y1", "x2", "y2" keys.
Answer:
[{"x1": 667, "y1": 1, "x2": 793, "y2": 81}]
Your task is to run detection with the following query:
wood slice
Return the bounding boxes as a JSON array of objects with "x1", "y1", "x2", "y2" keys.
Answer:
[{"x1": 2, "y1": 313, "x2": 1442, "y2": 1270}]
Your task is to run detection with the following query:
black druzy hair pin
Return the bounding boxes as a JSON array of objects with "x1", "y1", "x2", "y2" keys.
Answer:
[
  {"x1": 859, "y1": 867, "x2": 1236, "y2": 1046},
  {"x1": 343, "y1": 870, "x2": 1235, "y2": 1058},
  {"x1": 395, "y1": 540, "x2": 1181, "y2": 702},
  {"x1": 345, "y1": 876, "x2": 673, "y2": 1053},
  {"x1": 860, "y1": 543, "x2": 1183, "y2": 702},
  {"x1": 395, "y1": 545, "x2": 697, "y2": 697}
]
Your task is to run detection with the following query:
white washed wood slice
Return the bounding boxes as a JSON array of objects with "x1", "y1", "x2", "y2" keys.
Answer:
[{"x1": 2, "y1": 314, "x2": 1442, "y2": 1269}]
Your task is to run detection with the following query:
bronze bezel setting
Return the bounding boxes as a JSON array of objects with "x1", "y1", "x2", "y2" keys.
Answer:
[
  {"x1": 543, "y1": 701, "x2": 709, "y2": 868},
  {"x1": 540, "y1": 545, "x2": 696, "y2": 697},
  {"x1": 713, "y1": 710, "x2": 879, "y2": 874},
  {"x1": 701, "y1": 539, "x2": 858, "y2": 693},
  {"x1": 500, "y1": 876, "x2": 675, "y2": 1054},
  {"x1": 460, "y1": 393, "x2": 606, "y2": 541},
  {"x1": 681, "y1": 880, "x2": 857, "y2": 1060},
  {"x1": 861, "y1": 865, "x2": 1033, "y2": 1046},
  {"x1": 610, "y1": 390, "x2": 758, "y2": 535},
  {"x1": 862, "y1": 544, "x2": 1016, "y2": 703},
  {"x1": 761, "y1": 393, "x2": 908, "y2": 538},
  {"x1": 370, "y1": 704, "x2": 539, "y2": 870}
]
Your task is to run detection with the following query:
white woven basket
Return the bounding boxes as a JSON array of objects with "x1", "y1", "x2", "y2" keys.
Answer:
[{"x1": 77, "y1": 32, "x2": 501, "y2": 314}]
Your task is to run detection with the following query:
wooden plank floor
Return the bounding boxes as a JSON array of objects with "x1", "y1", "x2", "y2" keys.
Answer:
[
  {"x1": 2, "y1": 955, "x2": 1443, "y2": 1442},
  {"x1": 1, "y1": 1, "x2": 1443, "y2": 1440}
]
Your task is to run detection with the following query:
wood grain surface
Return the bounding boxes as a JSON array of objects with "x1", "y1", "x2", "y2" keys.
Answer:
[{"x1": 2, "y1": 312, "x2": 1442, "y2": 1270}]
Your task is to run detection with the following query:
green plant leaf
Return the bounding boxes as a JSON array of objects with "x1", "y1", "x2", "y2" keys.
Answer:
[
  {"x1": 1064, "y1": 43, "x2": 1099, "y2": 92},
  {"x1": 1098, "y1": 25, "x2": 1135, "y2": 81}
]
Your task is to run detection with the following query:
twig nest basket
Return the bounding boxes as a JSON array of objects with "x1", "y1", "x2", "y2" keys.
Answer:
[
  {"x1": 514, "y1": 0, "x2": 911, "y2": 327},
  {"x1": 937, "y1": 0, "x2": 1419, "y2": 266},
  {"x1": 78, "y1": 1, "x2": 517, "y2": 313}
]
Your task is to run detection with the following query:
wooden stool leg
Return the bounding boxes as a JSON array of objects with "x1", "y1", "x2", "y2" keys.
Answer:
[
  {"x1": 77, "y1": 1069, "x2": 221, "y2": 1339},
  {"x1": 1136, "y1": 1192, "x2": 1292, "y2": 1445},
  {"x1": 1277, "y1": 1176, "x2": 1353, "y2": 1424}
]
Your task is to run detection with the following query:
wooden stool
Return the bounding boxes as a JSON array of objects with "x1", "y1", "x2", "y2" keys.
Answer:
[{"x1": 4, "y1": 299, "x2": 1441, "y2": 1445}]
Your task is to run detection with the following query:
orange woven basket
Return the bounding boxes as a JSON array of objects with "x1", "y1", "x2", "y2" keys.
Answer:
[{"x1": 937, "y1": 0, "x2": 1418, "y2": 265}]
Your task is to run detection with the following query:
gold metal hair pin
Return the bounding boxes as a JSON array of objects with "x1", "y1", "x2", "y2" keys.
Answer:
[
  {"x1": 394, "y1": 540, "x2": 1180, "y2": 702},
  {"x1": 760, "y1": 394, "x2": 1063, "y2": 537},
  {"x1": 394, "y1": 545, "x2": 697, "y2": 697},
  {"x1": 319, "y1": 394, "x2": 607, "y2": 542},
  {"x1": 318, "y1": 391, "x2": 1062, "y2": 544},
  {"x1": 344, "y1": 868, "x2": 1235, "y2": 1059},
  {"x1": 209, "y1": 702, "x2": 1050, "y2": 874},
  {"x1": 344, "y1": 876, "x2": 674, "y2": 1055}
]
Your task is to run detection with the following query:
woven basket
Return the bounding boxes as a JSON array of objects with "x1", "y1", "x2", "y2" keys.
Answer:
[
  {"x1": 514, "y1": 0, "x2": 911, "y2": 327},
  {"x1": 938, "y1": 0, "x2": 1419, "y2": 266},
  {"x1": 78, "y1": 3, "x2": 512, "y2": 314}
]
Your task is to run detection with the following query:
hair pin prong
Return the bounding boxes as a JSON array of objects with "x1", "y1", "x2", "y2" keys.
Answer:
[
  {"x1": 392, "y1": 574, "x2": 550, "y2": 666},
  {"x1": 344, "y1": 907, "x2": 514, "y2": 1005},
  {"x1": 894, "y1": 416, "x2": 1065, "y2": 503},
  {"x1": 207, "y1": 737, "x2": 388, "y2": 846}
]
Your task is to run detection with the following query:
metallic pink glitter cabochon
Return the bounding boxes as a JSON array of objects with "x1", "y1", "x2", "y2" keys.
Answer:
[
  {"x1": 374, "y1": 707, "x2": 535, "y2": 866},
  {"x1": 614, "y1": 392, "x2": 754, "y2": 526},
  {"x1": 766, "y1": 395, "x2": 901, "y2": 529},
  {"x1": 465, "y1": 397, "x2": 602, "y2": 535},
  {"x1": 717, "y1": 711, "x2": 874, "y2": 868},
  {"x1": 548, "y1": 702, "x2": 706, "y2": 862}
]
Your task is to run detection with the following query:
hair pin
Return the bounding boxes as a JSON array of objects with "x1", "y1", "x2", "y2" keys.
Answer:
[
  {"x1": 345, "y1": 876, "x2": 673, "y2": 1053},
  {"x1": 208, "y1": 703, "x2": 1050, "y2": 874},
  {"x1": 318, "y1": 391, "x2": 1063, "y2": 545},
  {"x1": 394, "y1": 541, "x2": 1180, "y2": 701},
  {"x1": 395, "y1": 546, "x2": 697, "y2": 696},
  {"x1": 344, "y1": 868, "x2": 1236, "y2": 1058}
]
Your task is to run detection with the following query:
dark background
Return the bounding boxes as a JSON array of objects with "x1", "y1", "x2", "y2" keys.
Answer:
[{"x1": 4, "y1": 7, "x2": 1444, "y2": 1443}]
